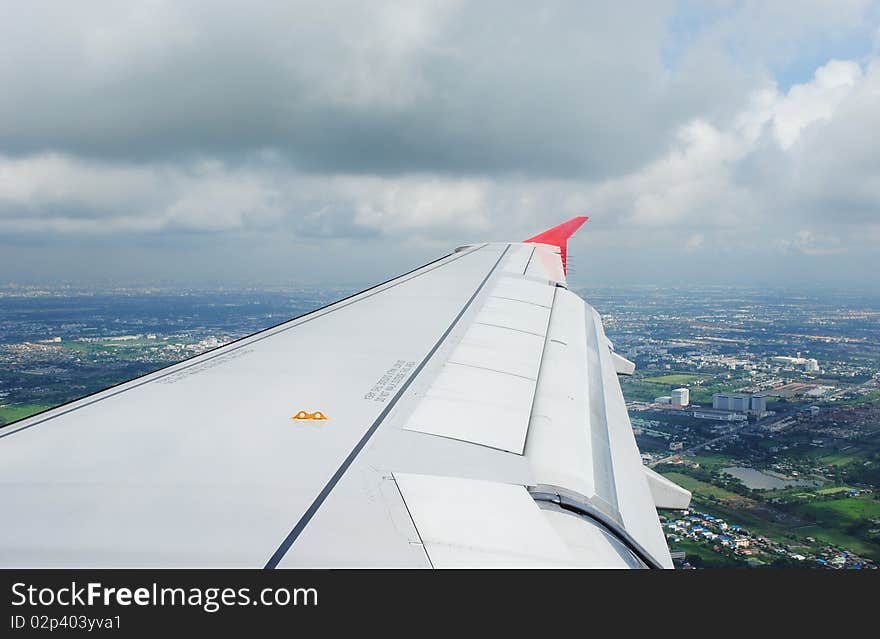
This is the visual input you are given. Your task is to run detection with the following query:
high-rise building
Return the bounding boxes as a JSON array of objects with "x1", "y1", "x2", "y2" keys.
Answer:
[
  {"x1": 750, "y1": 395, "x2": 767, "y2": 413},
  {"x1": 671, "y1": 388, "x2": 689, "y2": 407},
  {"x1": 712, "y1": 393, "x2": 750, "y2": 411},
  {"x1": 713, "y1": 393, "x2": 767, "y2": 413}
]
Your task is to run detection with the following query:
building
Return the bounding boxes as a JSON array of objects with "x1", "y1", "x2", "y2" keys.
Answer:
[
  {"x1": 712, "y1": 393, "x2": 768, "y2": 415},
  {"x1": 750, "y1": 395, "x2": 767, "y2": 413},
  {"x1": 669, "y1": 441, "x2": 684, "y2": 451},
  {"x1": 771, "y1": 355, "x2": 820, "y2": 372},
  {"x1": 692, "y1": 410, "x2": 748, "y2": 422},
  {"x1": 713, "y1": 393, "x2": 751, "y2": 411},
  {"x1": 671, "y1": 388, "x2": 689, "y2": 407},
  {"x1": 654, "y1": 396, "x2": 672, "y2": 405}
]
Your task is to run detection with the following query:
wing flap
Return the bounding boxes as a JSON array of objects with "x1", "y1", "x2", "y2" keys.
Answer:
[
  {"x1": 501, "y1": 244, "x2": 535, "y2": 276},
  {"x1": 490, "y1": 275, "x2": 555, "y2": 308},
  {"x1": 394, "y1": 473, "x2": 643, "y2": 568},
  {"x1": 402, "y1": 363, "x2": 535, "y2": 453},
  {"x1": 475, "y1": 296, "x2": 551, "y2": 336},
  {"x1": 447, "y1": 322, "x2": 545, "y2": 380},
  {"x1": 393, "y1": 472, "x2": 574, "y2": 567},
  {"x1": 399, "y1": 273, "x2": 556, "y2": 454}
]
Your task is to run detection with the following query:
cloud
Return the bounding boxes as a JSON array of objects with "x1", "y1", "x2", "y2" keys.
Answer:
[
  {"x1": 0, "y1": 1, "x2": 730, "y2": 177},
  {"x1": 0, "y1": 153, "x2": 491, "y2": 239},
  {"x1": 684, "y1": 234, "x2": 704, "y2": 251},
  {"x1": 770, "y1": 60, "x2": 862, "y2": 148},
  {"x1": 0, "y1": 1, "x2": 878, "y2": 287},
  {"x1": 775, "y1": 229, "x2": 843, "y2": 255}
]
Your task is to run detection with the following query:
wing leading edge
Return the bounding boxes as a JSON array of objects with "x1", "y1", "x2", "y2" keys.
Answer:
[{"x1": 0, "y1": 217, "x2": 688, "y2": 568}]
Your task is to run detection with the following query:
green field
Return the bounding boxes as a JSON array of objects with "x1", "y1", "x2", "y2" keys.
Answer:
[
  {"x1": 815, "y1": 486, "x2": 856, "y2": 496},
  {"x1": 791, "y1": 496, "x2": 880, "y2": 560},
  {"x1": 686, "y1": 454, "x2": 737, "y2": 471},
  {"x1": 831, "y1": 389, "x2": 880, "y2": 408},
  {"x1": 793, "y1": 525, "x2": 880, "y2": 561},
  {"x1": 795, "y1": 495, "x2": 880, "y2": 526},
  {"x1": 620, "y1": 379, "x2": 670, "y2": 402},
  {"x1": 0, "y1": 403, "x2": 53, "y2": 425},
  {"x1": 662, "y1": 472, "x2": 739, "y2": 500},
  {"x1": 815, "y1": 452, "x2": 861, "y2": 467},
  {"x1": 642, "y1": 374, "x2": 703, "y2": 386}
]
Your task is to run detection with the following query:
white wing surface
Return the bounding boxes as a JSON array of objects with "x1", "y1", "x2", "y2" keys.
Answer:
[{"x1": 0, "y1": 217, "x2": 689, "y2": 568}]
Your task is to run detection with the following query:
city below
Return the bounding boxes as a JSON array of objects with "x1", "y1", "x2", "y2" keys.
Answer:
[{"x1": 1, "y1": 283, "x2": 878, "y2": 569}]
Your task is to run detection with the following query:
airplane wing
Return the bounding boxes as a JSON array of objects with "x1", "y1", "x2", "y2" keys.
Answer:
[{"x1": 0, "y1": 216, "x2": 689, "y2": 568}]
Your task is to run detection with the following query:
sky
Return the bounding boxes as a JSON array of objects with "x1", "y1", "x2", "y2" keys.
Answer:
[{"x1": 1, "y1": 1, "x2": 879, "y2": 290}]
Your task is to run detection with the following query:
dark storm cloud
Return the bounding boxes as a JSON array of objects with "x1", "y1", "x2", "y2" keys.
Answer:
[{"x1": 0, "y1": 0, "x2": 759, "y2": 179}]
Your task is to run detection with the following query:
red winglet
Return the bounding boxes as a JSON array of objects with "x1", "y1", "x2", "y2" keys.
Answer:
[{"x1": 524, "y1": 215, "x2": 589, "y2": 274}]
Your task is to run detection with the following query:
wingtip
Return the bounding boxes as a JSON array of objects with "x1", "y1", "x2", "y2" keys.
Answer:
[
  {"x1": 523, "y1": 215, "x2": 589, "y2": 246},
  {"x1": 523, "y1": 216, "x2": 589, "y2": 275}
]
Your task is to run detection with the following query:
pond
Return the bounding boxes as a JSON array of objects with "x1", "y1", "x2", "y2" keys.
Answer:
[{"x1": 722, "y1": 466, "x2": 821, "y2": 490}]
